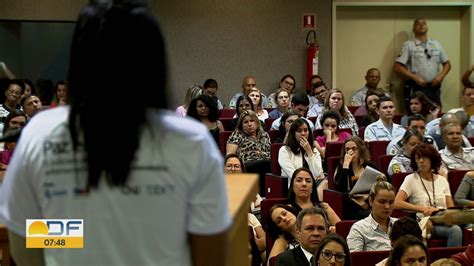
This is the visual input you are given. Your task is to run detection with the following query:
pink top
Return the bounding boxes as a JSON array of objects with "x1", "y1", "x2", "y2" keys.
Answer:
[
  {"x1": 175, "y1": 105, "x2": 187, "y2": 117},
  {"x1": 316, "y1": 131, "x2": 351, "y2": 147},
  {"x1": 0, "y1": 149, "x2": 13, "y2": 165},
  {"x1": 353, "y1": 106, "x2": 367, "y2": 116}
]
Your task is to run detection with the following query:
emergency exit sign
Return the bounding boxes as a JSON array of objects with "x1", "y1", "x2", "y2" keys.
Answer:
[{"x1": 303, "y1": 14, "x2": 316, "y2": 30}]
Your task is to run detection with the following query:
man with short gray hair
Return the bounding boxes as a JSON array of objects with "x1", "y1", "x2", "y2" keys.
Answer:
[{"x1": 440, "y1": 122, "x2": 474, "y2": 171}]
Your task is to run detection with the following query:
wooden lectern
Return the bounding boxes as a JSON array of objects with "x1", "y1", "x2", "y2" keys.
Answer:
[{"x1": 226, "y1": 173, "x2": 259, "y2": 266}]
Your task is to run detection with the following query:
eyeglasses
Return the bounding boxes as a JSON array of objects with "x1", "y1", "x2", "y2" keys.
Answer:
[
  {"x1": 321, "y1": 250, "x2": 346, "y2": 262},
  {"x1": 225, "y1": 164, "x2": 241, "y2": 170},
  {"x1": 323, "y1": 124, "x2": 337, "y2": 128}
]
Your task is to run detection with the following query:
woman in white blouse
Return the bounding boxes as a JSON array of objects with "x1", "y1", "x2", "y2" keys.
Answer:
[
  {"x1": 278, "y1": 118, "x2": 325, "y2": 198},
  {"x1": 394, "y1": 143, "x2": 463, "y2": 247}
]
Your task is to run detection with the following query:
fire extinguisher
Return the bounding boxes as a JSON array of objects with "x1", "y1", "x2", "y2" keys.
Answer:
[{"x1": 306, "y1": 30, "x2": 319, "y2": 94}]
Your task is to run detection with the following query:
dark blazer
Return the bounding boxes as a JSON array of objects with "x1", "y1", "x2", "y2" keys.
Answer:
[{"x1": 275, "y1": 246, "x2": 311, "y2": 266}]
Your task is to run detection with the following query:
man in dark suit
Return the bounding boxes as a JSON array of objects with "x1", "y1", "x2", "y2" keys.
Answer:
[{"x1": 275, "y1": 207, "x2": 329, "y2": 266}]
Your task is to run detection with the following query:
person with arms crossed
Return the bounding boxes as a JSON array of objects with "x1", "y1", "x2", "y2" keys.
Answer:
[{"x1": 0, "y1": 1, "x2": 231, "y2": 265}]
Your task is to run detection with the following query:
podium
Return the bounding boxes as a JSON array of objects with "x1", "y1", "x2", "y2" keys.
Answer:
[{"x1": 226, "y1": 173, "x2": 259, "y2": 266}]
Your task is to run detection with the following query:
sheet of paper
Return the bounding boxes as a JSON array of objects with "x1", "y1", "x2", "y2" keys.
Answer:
[{"x1": 349, "y1": 166, "x2": 384, "y2": 196}]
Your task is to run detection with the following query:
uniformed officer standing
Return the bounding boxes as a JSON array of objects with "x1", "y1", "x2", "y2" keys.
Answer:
[{"x1": 393, "y1": 18, "x2": 451, "y2": 109}]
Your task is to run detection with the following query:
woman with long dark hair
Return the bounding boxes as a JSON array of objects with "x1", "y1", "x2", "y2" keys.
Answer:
[{"x1": 0, "y1": 1, "x2": 230, "y2": 265}]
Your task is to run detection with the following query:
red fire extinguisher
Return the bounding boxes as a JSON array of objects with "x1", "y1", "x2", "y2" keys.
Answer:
[{"x1": 306, "y1": 30, "x2": 319, "y2": 94}]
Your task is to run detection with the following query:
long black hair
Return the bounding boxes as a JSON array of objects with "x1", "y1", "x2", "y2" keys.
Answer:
[{"x1": 68, "y1": 0, "x2": 167, "y2": 188}]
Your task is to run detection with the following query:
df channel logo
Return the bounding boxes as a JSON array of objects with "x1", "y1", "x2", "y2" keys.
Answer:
[{"x1": 26, "y1": 219, "x2": 83, "y2": 248}]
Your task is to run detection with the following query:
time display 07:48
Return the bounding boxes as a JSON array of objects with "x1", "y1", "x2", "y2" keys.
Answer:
[{"x1": 43, "y1": 239, "x2": 66, "y2": 246}]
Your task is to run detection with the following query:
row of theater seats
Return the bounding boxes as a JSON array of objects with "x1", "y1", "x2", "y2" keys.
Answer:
[{"x1": 261, "y1": 169, "x2": 473, "y2": 259}]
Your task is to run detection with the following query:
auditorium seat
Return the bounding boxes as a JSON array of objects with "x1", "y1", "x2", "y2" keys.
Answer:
[
  {"x1": 219, "y1": 131, "x2": 233, "y2": 156},
  {"x1": 265, "y1": 174, "x2": 288, "y2": 199}
]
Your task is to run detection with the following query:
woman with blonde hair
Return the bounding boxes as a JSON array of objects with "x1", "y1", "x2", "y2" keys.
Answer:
[
  {"x1": 176, "y1": 84, "x2": 202, "y2": 117},
  {"x1": 227, "y1": 110, "x2": 271, "y2": 194},
  {"x1": 315, "y1": 88, "x2": 359, "y2": 135}
]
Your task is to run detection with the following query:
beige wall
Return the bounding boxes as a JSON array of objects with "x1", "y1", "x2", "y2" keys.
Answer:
[
  {"x1": 0, "y1": 0, "x2": 332, "y2": 108},
  {"x1": 335, "y1": 5, "x2": 465, "y2": 111},
  {"x1": 333, "y1": 1, "x2": 474, "y2": 110}
]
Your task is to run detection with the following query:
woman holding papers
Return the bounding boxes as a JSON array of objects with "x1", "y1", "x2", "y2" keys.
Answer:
[
  {"x1": 334, "y1": 136, "x2": 377, "y2": 219},
  {"x1": 394, "y1": 144, "x2": 462, "y2": 247}
]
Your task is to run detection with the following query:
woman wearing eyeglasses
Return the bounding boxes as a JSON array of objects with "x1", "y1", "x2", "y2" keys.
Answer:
[
  {"x1": 315, "y1": 111, "x2": 351, "y2": 159},
  {"x1": 314, "y1": 233, "x2": 351, "y2": 266},
  {"x1": 267, "y1": 74, "x2": 296, "y2": 109},
  {"x1": 274, "y1": 111, "x2": 299, "y2": 144},
  {"x1": 394, "y1": 144, "x2": 463, "y2": 247},
  {"x1": 268, "y1": 89, "x2": 291, "y2": 119}
]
